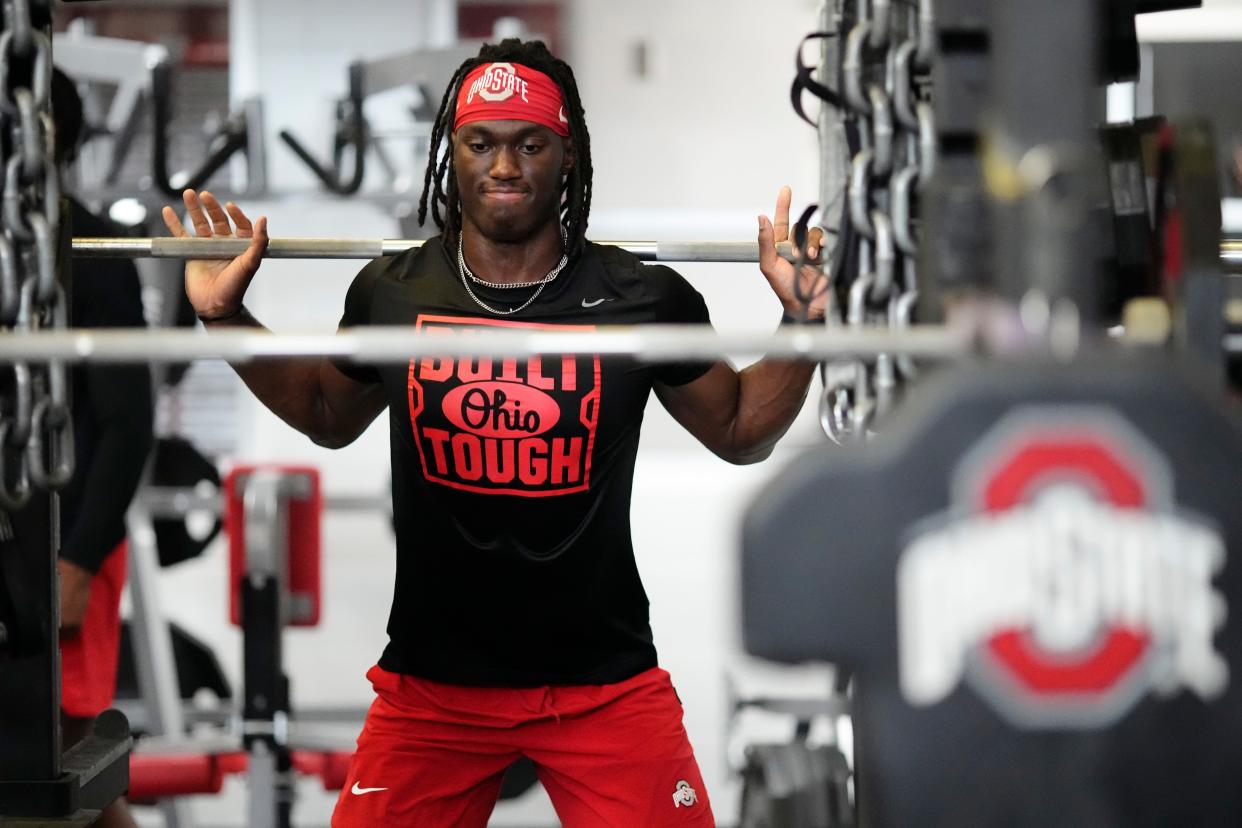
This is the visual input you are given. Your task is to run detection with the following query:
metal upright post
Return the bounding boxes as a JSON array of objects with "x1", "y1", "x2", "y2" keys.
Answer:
[
  {"x1": 243, "y1": 98, "x2": 268, "y2": 196},
  {"x1": 917, "y1": 0, "x2": 993, "y2": 316},
  {"x1": 0, "y1": 495, "x2": 61, "y2": 784},
  {"x1": 0, "y1": 3, "x2": 131, "y2": 819},
  {"x1": 126, "y1": 496, "x2": 193, "y2": 828},
  {"x1": 987, "y1": 0, "x2": 1105, "y2": 320},
  {"x1": 240, "y1": 470, "x2": 309, "y2": 828}
]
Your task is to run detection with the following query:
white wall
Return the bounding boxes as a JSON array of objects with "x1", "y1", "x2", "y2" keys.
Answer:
[
  {"x1": 1138, "y1": 0, "x2": 1242, "y2": 41},
  {"x1": 229, "y1": 0, "x2": 453, "y2": 192},
  {"x1": 567, "y1": 0, "x2": 822, "y2": 221}
]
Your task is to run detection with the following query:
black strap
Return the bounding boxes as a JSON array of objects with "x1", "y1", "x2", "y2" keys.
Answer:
[
  {"x1": 791, "y1": 203, "x2": 836, "y2": 318},
  {"x1": 790, "y1": 32, "x2": 845, "y2": 128},
  {"x1": 792, "y1": 202, "x2": 820, "y2": 254}
]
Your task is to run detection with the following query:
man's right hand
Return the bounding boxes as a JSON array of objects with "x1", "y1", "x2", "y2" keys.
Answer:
[{"x1": 161, "y1": 189, "x2": 269, "y2": 321}]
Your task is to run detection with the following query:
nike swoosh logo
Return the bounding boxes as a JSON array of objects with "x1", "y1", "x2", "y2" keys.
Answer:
[
  {"x1": 581, "y1": 297, "x2": 613, "y2": 308},
  {"x1": 559, "y1": 106, "x2": 569, "y2": 124},
  {"x1": 351, "y1": 783, "x2": 389, "y2": 795}
]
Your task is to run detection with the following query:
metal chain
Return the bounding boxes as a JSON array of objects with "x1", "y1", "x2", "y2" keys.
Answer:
[
  {"x1": 819, "y1": 0, "x2": 935, "y2": 444},
  {"x1": 0, "y1": 0, "x2": 71, "y2": 511}
]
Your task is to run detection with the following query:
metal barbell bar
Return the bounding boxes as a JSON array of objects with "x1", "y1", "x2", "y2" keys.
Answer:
[
  {"x1": 71, "y1": 237, "x2": 801, "y2": 263},
  {"x1": 72, "y1": 235, "x2": 770, "y2": 261},
  {"x1": 140, "y1": 485, "x2": 387, "y2": 519},
  {"x1": 1223, "y1": 238, "x2": 1242, "y2": 267},
  {"x1": 0, "y1": 325, "x2": 972, "y2": 364},
  {"x1": 72, "y1": 236, "x2": 1242, "y2": 266}
]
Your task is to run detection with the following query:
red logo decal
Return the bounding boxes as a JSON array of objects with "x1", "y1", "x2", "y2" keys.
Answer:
[
  {"x1": 407, "y1": 315, "x2": 601, "y2": 497},
  {"x1": 898, "y1": 409, "x2": 1227, "y2": 729}
]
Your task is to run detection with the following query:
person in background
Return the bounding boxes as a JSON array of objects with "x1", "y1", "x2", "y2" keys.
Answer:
[{"x1": 54, "y1": 67, "x2": 154, "y2": 828}]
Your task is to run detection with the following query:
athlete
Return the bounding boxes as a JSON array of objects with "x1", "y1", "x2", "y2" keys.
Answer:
[{"x1": 163, "y1": 39, "x2": 825, "y2": 828}]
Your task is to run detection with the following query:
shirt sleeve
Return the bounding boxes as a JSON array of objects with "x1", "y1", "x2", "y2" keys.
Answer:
[
  {"x1": 331, "y1": 258, "x2": 384, "y2": 385},
  {"x1": 648, "y1": 264, "x2": 716, "y2": 387},
  {"x1": 60, "y1": 257, "x2": 155, "y2": 573}
]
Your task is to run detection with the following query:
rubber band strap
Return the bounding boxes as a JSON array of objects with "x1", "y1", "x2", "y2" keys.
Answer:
[{"x1": 790, "y1": 32, "x2": 845, "y2": 128}]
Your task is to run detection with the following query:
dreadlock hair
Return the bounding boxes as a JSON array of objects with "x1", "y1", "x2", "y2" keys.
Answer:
[{"x1": 417, "y1": 39, "x2": 593, "y2": 259}]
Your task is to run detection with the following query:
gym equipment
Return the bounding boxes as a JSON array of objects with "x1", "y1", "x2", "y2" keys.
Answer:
[
  {"x1": 278, "y1": 43, "x2": 480, "y2": 195},
  {"x1": 741, "y1": 743, "x2": 853, "y2": 828},
  {"x1": 0, "y1": 324, "x2": 972, "y2": 364},
  {"x1": 743, "y1": 355, "x2": 1242, "y2": 826},
  {"x1": 733, "y1": 691, "x2": 855, "y2": 828},
  {"x1": 125, "y1": 466, "x2": 337, "y2": 828},
  {"x1": 148, "y1": 437, "x2": 222, "y2": 568},
  {"x1": 115, "y1": 620, "x2": 231, "y2": 709},
  {"x1": 52, "y1": 29, "x2": 266, "y2": 200},
  {"x1": 224, "y1": 465, "x2": 322, "y2": 627},
  {"x1": 51, "y1": 29, "x2": 169, "y2": 193},
  {"x1": 812, "y1": 0, "x2": 935, "y2": 442},
  {"x1": 0, "y1": 1, "x2": 131, "y2": 821},
  {"x1": 277, "y1": 63, "x2": 366, "y2": 196},
  {"x1": 229, "y1": 466, "x2": 319, "y2": 827},
  {"x1": 70, "y1": 236, "x2": 834, "y2": 262},
  {"x1": 151, "y1": 60, "x2": 265, "y2": 199},
  {"x1": 740, "y1": 0, "x2": 1242, "y2": 826},
  {"x1": 123, "y1": 463, "x2": 540, "y2": 825},
  {"x1": 64, "y1": 233, "x2": 1242, "y2": 264}
]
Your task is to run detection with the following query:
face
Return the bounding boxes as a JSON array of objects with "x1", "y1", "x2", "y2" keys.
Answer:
[{"x1": 453, "y1": 120, "x2": 573, "y2": 243}]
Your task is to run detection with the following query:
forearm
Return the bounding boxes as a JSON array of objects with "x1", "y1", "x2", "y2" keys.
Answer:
[
  {"x1": 726, "y1": 357, "x2": 818, "y2": 463},
  {"x1": 203, "y1": 307, "x2": 370, "y2": 447}
]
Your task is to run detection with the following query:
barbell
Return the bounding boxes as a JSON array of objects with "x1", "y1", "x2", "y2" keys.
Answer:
[
  {"x1": 0, "y1": 325, "x2": 972, "y2": 364},
  {"x1": 72, "y1": 236, "x2": 1242, "y2": 264}
]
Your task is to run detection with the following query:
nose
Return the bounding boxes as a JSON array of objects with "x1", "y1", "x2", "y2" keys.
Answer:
[{"x1": 489, "y1": 146, "x2": 520, "y2": 180}]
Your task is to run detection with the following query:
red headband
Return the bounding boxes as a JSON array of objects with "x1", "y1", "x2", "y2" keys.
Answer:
[{"x1": 455, "y1": 62, "x2": 570, "y2": 137}]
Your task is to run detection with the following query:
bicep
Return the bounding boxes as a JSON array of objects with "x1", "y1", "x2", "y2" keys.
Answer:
[{"x1": 653, "y1": 361, "x2": 740, "y2": 454}]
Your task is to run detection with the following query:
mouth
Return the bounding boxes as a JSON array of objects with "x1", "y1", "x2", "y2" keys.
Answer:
[{"x1": 481, "y1": 189, "x2": 530, "y2": 203}]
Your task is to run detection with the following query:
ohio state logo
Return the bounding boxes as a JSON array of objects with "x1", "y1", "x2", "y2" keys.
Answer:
[
  {"x1": 897, "y1": 409, "x2": 1228, "y2": 728},
  {"x1": 408, "y1": 315, "x2": 600, "y2": 498},
  {"x1": 467, "y1": 62, "x2": 529, "y2": 104}
]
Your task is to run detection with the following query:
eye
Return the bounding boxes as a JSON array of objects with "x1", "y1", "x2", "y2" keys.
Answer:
[
  {"x1": 468, "y1": 141, "x2": 490, "y2": 153},
  {"x1": 519, "y1": 143, "x2": 543, "y2": 155}
]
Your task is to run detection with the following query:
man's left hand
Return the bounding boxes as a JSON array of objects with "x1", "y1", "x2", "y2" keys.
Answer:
[
  {"x1": 58, "y1": 558, "x2": 92, "y2": 632},
  {"x1": 758, "y1": 186, "x2": 828, "y2": 321}
]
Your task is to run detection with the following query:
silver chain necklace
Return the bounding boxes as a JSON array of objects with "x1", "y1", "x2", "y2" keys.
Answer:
[{"x1": 457, "y1": 233, "x2": 570, "y2": 316}]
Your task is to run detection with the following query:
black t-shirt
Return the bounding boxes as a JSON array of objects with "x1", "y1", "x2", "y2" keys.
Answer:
[{"x1": 337, "y1": 237, "x2": 713, "y2": 687}]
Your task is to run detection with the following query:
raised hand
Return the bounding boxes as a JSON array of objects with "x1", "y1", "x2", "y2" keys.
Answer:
[
  {"x1": 161, "y1": 189, "x2": 269, "y2": 321},
  {"x1": 758, "y1": 185, "x2": 828, "y2": 321}
]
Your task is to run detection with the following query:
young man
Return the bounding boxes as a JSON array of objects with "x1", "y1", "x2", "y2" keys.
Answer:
[{"x1": 163, "y1": 39, "x2": 825, "y2": 828}]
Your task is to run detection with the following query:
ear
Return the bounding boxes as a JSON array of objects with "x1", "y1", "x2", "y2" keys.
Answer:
[{"x1": 561, "y1": 136, "x2": 575, "y2": 176}]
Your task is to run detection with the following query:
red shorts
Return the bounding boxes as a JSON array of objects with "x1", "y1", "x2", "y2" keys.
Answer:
[
  {"x1": 60, "y1": 542, "x2": 127, "y2": 719},
  {"x1": 332, "y1": 665, "x2": 714, "y2": 828}
]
